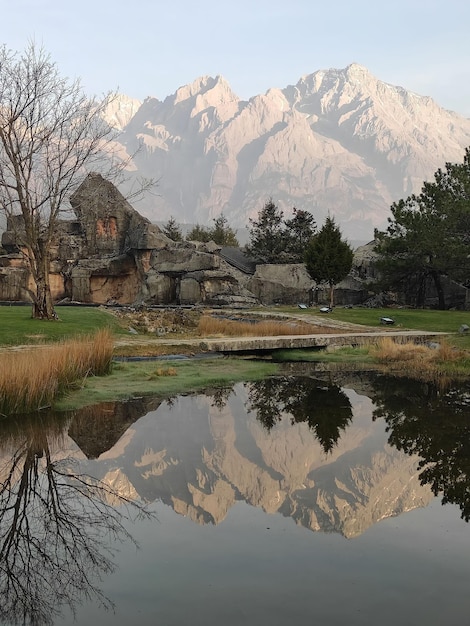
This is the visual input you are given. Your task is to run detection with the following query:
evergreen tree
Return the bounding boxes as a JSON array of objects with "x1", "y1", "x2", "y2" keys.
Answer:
[
  {"x1": 304, "y1": 216, "x2": 353, "y2": 308},
  {"x1": 162, "y1": 216, "x2": 183, "y2": 242},
  {"x1": 375, "y1": 149, "x2": 470, "y2": 309},
  {"x1": 186, "y1": 223, "x2": 211, "y2": 242},
  {"x1": 245, "y1": 198, "x2": 285, "y2": 263},
  {"x1": 209, "y1": 214, "x2": 239, "y2": 246},
  {"x1": 284, "y1": 208, "x2": 316, "y2": 262}
]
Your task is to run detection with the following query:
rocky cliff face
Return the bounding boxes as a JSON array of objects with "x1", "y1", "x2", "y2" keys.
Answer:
[
  {"x1": 0, "y1": 173, "x2": 263, "y2": 306},
  {"x1": 107, "y1": 65, "x2": 470, "y2": 240}
]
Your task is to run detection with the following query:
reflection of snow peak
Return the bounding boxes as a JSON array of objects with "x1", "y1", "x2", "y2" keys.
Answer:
[{"x1": 71, "y1": 381, "x2": 432, "y2": 538}]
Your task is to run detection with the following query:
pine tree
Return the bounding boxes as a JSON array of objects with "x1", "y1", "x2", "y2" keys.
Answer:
[
  {"x1": 375, "y1": 148, "x2": 470, "y2": 309},
  {"x1": 245, "y1": 198, "x2": 285, "y2": 263},
  {"x1": 304, "y1": 216, "x2": 353, "y2": 308},
  {"x1": 209, "y1": 214, "x2": 239, "y2": 246},
  {"x1": 186, "y1": 223, "x2": 211, "y2": 242},
  {"x1": 162, "y1": 216, "x2": 183, "y2": 242},
  {"x1": 283, "y1": 208, "x2": 316, "y2": 262}
]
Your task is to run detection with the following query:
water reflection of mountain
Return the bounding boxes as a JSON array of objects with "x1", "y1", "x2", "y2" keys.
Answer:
[
  {"x1": 72, "y1": 377, "x2": 435, "y2": 539},
  {"x1": 3, "y1": 368, "x2": 469, "y2": 559},
  {"x1": 4, "y1": 371, "x2": 470, "y2": 624}
]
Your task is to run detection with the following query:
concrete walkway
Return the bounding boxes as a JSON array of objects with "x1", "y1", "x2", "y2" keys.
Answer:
[{"x1": 114, "y1": 329, "x2": 447, "y2": 353}]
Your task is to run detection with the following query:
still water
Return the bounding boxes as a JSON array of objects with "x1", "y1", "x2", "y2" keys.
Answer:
[{"x1": 1, "y1": 367, "x2": 470, "y2": 625}]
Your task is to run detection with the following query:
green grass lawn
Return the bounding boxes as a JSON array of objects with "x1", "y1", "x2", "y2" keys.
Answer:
[
  {"x1": 330, "y1": 307, "x2": 470, "y2": 332},
  {"x1": 275, "y1": 305, "x2": 470, "y2": 349},
  {"x1": 56, "y1": 358, "x2": 279, "y2": 411},
  {"x1": 0, "y1": 305, "x2": 126, "y2": 346},
  {"x1": 277, "y1": 305, "x2": 470, "y2": 332},
  {"x1": 3, "y1": 304, "x2": 470, "y2": 346}
]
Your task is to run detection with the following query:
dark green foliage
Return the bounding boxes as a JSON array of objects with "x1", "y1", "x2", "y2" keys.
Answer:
[
  {"x1": 283, "y1": 208, "x2": 316, "y2": 262},
  {"x1": 304, "y1": 216, "x2": 353, "y2": 307},
  {"x1": 185, "y1": 214, "x2": 239, "y2": 246},
  {"x1": 372, "y1": 375, "x2": 470, "y2": 521},
  {"x1": 162, "y1": 216, "x2": 183, "y2": 242},
  {"x1": 186, "y1": 223, "x2": 211, "y2": 242},
  {"x1": 246, "y1": 199, "x2": 316, "y2": 263},
  {"x1": 375, "y1": 148, "x2": 470, "y2": 309},
  {"x1": 245, "y1": 198, "x2": 285, "y2": 262},
  {"x1": 209, "y1": 214, "x2": 239, "y2": 246},
  {"x1": 246, "y1": 376, "x2": 352, "y2": 454}
]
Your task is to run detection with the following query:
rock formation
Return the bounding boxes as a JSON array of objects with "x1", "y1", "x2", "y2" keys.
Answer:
[
  {"x1": 0, "y1": 173, "x2": 262, "y2": 306},
  {"x1": 1, "y1": 175, "x2": 467, "y2": 308}
]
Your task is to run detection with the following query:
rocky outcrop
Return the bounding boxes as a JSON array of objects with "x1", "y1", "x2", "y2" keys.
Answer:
[
  {"x1": 0, "y1": 175, "x2": 386, "y2": 307},
  {"x1": 248, "y1": 264, "x2": 314, "y2": 305},
  {"x1": 0, "y1": 174, "x2": 264, "y2": 306},
  {"x1": 69, "y1": 172, "x2": 170, "y2": 257}
]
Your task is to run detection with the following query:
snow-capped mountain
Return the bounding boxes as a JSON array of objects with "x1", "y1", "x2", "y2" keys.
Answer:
[{"x1": 105, "y1": 64, "x2": 470, "y2": 241}]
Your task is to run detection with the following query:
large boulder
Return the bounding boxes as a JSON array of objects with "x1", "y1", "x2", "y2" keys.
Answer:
[
  {"x1": 70, "y1": 255, "x2": 140, "y2": 304},
  {"x1": 248, "y1": 264, "x2": 314, "y2": 305},
  {"x1": 147, "y1": 246, "x2": 220, "y2": 274},
  {"x1": 70, "y1": 173, "x2": 170, "y2": 256}
]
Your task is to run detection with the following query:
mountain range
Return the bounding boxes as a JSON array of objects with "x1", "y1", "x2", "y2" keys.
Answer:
[{"x1": 105, "y1": 64, "x2": 470, "y2": 242}]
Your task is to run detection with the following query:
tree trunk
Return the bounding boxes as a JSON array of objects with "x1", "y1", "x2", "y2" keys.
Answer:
[
  {"x1": 416, "y1": 275, "x2": 426, "y2": 308},
  {"x1": 431, "y1": 271, "x2": 446, "y2": 310},
  {"x1": 329, "y1": 283, "x2": 335, "y2": 309},
  {"x1": 32, "y1": 272, "x2": 57, "y2": 320}
]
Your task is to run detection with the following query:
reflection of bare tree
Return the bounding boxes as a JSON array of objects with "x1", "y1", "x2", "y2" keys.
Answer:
[
  {"x1": 0, "y1": 413, "x2": 149, "y2": 626},
  {"x1": 246, "y1": 376, "x2": 353, "y2": 453}
]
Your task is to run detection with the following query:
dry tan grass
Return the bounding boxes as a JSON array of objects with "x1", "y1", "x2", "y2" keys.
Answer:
[
  {"x1": 372, "y1": 337, "x2": 464, "y2": 385},
  {"x1": 373, "y1": 337, "x2": 431, "y2": 362},
  {"x1": 0, "y1": 329, "x2": 113, "y2": 416},
  {"x1": 197, "y1": 315, "x2": 337, "y2": 337},
  {"x1": 147, "y1": 366, "x2": 178, "y2": 380}
]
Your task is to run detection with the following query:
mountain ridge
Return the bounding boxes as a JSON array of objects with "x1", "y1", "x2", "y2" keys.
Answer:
[{"x1": 105, "y1": 65, "x2": 470, "y2": 240}]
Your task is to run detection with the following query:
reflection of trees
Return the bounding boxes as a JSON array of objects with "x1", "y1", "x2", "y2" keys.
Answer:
[
  {"x1": 0, "y1": 412, "x2": 148, "y2": 626},
  {"x1": 371, "y1": 376, "x2": 470, "y2": 521},
  {"x1": 205, "y1": 386, "x2": 233, "y2": 410},
  {"x1": 246, "y1": 376, "x2": 353, "y2": 453}
]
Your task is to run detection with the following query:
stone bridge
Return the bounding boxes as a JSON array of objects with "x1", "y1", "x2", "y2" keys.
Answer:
[{"x1": 115, "y1": 330, "x2": 447, "y2": 354}]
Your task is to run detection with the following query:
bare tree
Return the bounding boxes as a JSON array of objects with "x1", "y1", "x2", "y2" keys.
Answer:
[
  {"x1": 0, "y1": 412, "x2": 150, "y2": 625},
  {"x1": 0, "y1": 43, "x2": 119, "y2": 319}
]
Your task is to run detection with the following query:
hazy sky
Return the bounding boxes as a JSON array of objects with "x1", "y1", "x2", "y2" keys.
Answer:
[{"x1": 4, "y1": 0, "x2": 470, "y2": 116}]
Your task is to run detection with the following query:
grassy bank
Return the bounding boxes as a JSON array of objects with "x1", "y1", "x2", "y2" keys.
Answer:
[
  {"x1": 56, "y1": 358, "x2": 279, "y2": 411},
  {"x1": 372, "y1": 336, "x2": 470, "y2": 383},
  {"x1": 275, "y1": 337, "x2": 470, "y2": 382},
  {"x1": 0, "y1": 305, "x2": 125, "y2": 346},
  {"x1": 277, "y1": 306, "x2": 470, "y2": 348},
  {"x1": 2, "y1": 304, "x2": 470, "y2": 415},
  {"x1": 277, "y1": 305, "x2": 470, "y2": 332}
]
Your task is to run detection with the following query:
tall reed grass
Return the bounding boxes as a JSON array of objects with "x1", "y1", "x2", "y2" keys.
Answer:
[
  {"x1": 372, "y1": 337, "x2": 465, "y2": 385},
  {"x1": 198, "y1": 315, "x2": 337, "y2": 337},
  {"x1": 0, "y1": 329, "x2": 114, "y2": 416}
]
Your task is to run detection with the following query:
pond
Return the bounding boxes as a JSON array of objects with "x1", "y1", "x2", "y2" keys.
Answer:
[{"x1": 1, "y1": 366, "x2": 470, "y2": 626}]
